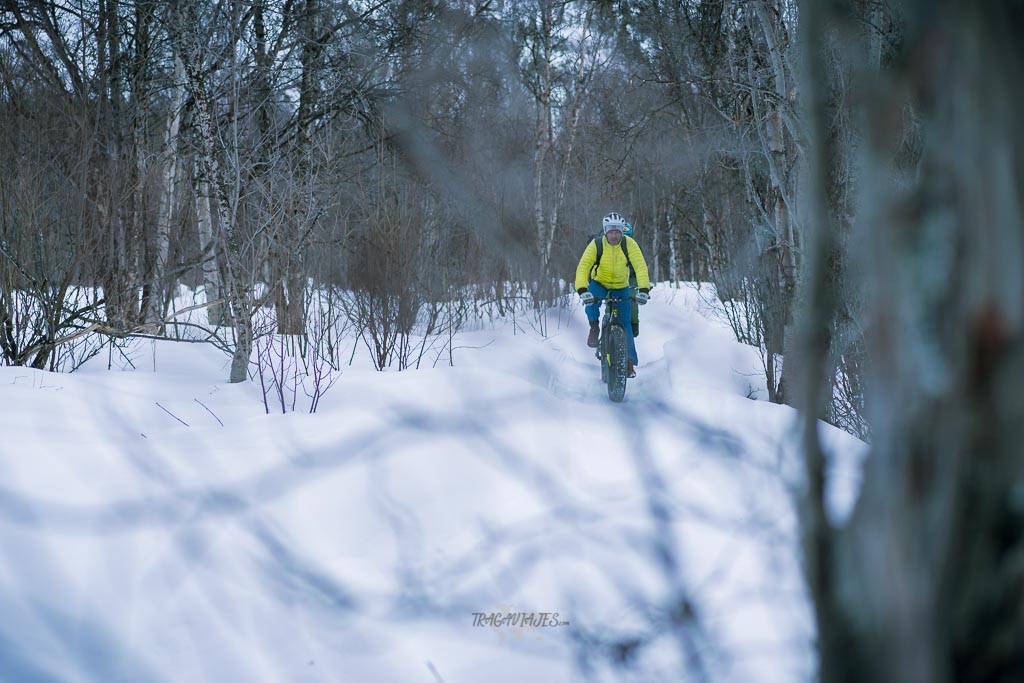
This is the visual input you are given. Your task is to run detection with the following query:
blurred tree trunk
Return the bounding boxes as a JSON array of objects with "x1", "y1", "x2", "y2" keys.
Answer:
[{"x1": 798, "y1": 1, "x2": 1024, "y2": 682}]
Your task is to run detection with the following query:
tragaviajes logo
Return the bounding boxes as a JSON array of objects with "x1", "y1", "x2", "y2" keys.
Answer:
[{"x1": 471, "y1": 604, "x2": 570, "y2": 641}]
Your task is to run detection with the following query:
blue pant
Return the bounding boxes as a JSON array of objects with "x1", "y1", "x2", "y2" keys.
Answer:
[{"x1": 586, "y1": 281, "x2": 638, "y2": 364}]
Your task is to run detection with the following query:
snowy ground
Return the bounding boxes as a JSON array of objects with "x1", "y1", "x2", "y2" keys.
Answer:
[{"x1": 0, "y1": 284, "x2": 866, "y2": 683}]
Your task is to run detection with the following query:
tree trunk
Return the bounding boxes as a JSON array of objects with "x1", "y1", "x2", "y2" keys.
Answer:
[
  {"x1": 272, "y1": 0, "x2": 319, "y2": 336},
  {"x1": 799, "y1": 2, "x2": 1024, "y2": 682},
  {"x1": 668, "y1": 210, "x2": 678, "y2": 285},
  {"x1": 532, "y1": 0, "x2": 553, "y2": 281},
  {"x1": 143, "y1": 55, "x2": 185, "y2": 326},
  {"x1": 545, "y1": 5, "x2": 593, "y2": 270},
  {"x1": 195, "y1": 172, "x2": 226, "y2": 326},
  {"x1": 173, "y1": 1, "x2": 252, "y2": 383}
]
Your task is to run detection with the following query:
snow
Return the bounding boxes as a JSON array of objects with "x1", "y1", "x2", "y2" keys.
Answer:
[{"x1": 0, "y1": 283, "x2": 867, "y2": 682}]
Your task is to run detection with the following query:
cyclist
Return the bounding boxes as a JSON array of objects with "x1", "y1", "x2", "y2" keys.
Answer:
[{"x1": 575, "y1": 212, "x2": 651, "y2": 377}]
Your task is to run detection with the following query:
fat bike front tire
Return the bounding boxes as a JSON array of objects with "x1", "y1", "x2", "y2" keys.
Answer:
[{"x1": 606, "y1": 323, "x2": 628, "y2": 402}]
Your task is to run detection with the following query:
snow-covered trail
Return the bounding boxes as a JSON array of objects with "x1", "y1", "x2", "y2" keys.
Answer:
[{"x1": 0, "y1": 285, "x2": 865, "y2": 682}]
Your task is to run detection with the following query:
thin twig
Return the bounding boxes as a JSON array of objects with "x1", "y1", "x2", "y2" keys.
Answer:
[
  {"x1": 194, "y1": 398, "x2": 224, "y2": 426},
  {"x1": 425, "y1": 661, "x2": 447, "y2": 683},
  {"x1": 155, "y1": 402, "x2": 190, "y2": 427}
]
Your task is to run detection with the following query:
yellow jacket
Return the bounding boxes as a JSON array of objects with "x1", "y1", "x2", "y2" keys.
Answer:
[{"x1": 575, "y1": 235, "x2": 651, "y2": 291}]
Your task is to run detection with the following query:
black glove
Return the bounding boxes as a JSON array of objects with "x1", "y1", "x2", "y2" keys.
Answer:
[
  {"x1": 577, "y1": 288, "x2": 588, "y2": 295},
  {"x1": 636, "y1": 289, "x2": 649, "y2": 305}
]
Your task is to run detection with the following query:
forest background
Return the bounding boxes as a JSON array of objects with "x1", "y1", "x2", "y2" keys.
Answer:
[{"x1": 3, "y1": 2, "x2": 1024, "y2": 681}]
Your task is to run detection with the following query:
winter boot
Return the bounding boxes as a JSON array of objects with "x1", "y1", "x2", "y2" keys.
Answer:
[
  {"x1": 627, "y1": 361, "x2": 636, "y2": 378},
  {"x1": 587, "y1": 321, "x2": 600, "y2": 348}
]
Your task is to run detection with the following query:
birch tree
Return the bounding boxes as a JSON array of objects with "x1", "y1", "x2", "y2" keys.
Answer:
[
  {"x1": 518, "y1": 0, "x2": 601, "y2": 297},
  {"x1": 169, "y1": 0, "x2": 256, "y2": 383},
  {"x1": 143, "y1": 55, "x2": 186, "y2": 326}
]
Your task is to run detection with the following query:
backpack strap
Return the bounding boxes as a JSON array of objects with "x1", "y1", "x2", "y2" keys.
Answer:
[{"x1": 621, "y1": 238, "x2": 633, "y2": 274}]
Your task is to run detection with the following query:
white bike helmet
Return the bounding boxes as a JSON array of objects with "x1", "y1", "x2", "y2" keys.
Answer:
[{"x1": 602, "y1": 212, "x2": 626, "y2": 234}]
